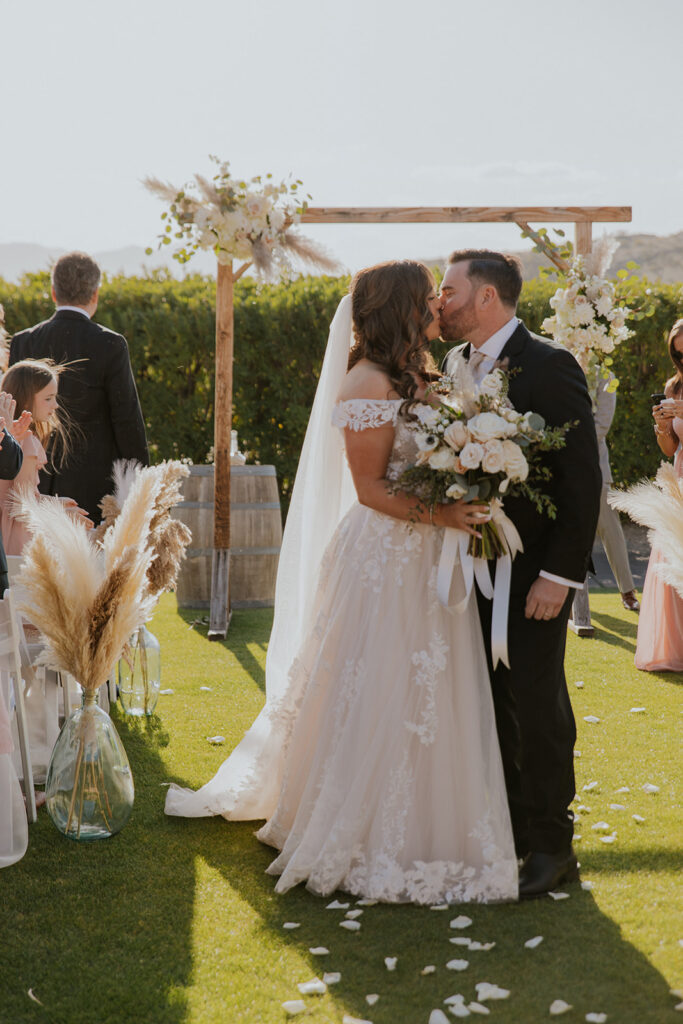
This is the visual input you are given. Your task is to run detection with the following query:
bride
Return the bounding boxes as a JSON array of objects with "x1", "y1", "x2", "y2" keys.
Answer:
[{"x1": 166, "y1": 260, "x2": 518, "y2": 904}]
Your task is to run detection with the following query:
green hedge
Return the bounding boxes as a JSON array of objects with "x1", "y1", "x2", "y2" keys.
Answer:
[{"x1": 1, "y1": 271, "x2": 682, "y2": 511}]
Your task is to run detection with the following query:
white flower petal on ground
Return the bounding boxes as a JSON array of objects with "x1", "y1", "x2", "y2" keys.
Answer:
[
  {"x1": 450, "y1": 916, "x2": 473, "y2": 929},
  {"x1": 574, "y1": 750, "x2": 582, "y2": 757},
  {"x1": 468, "y1": 1003, "x2": 491, "y2": 1015},
  {"x1": 430, "y1": 904, "x2": 449, "y2": 911},
  {"x1": 574, "y1": 834, "x2": 583, "y2": 842},
  {"x1": 577, "y1": 805, "x2": 591, "y2": 813},
  {"x1": 583, "y1": 781, "x2": 599, "y2": 792},
  {"x1": 468, "y1": 942, "x2": 496, "y2": 951},
  {"x1": 356, "y1": 898, "x2": 378, "y2": 906},
  {"x1": 642, "y1": 783, "x2": 660, "y2": 793},
  {"x1": 345, "y1": 909, "x2": 363, "y2": 920},
  {"x1": 297, "y1": 978, "x2": 327, "y2": 995},
  {"x1": 525, "y1": 936, "x2": 544, "y2": 948},
  {"x1": 548, "y1": 891, "x2": 570, "y2": 900},
  {"x1": 429, "y1": 1010, "x2": 451, "y2": 1024},
  {"x1": 282, "y1": 1000, "x2": 307, "y2": 1016},
  {"x1": 309, "y1": 947, "x2": 329, "y2": 955},
  {"x1": 323, "y1": 972, "x2": 341, "y2": 985},
  {"x1": 384, "y1": 957, "x2": 397, "y2": 971},
  {"x1": 475, "y1": 982, "x2": 510, "y2": 1001},
  {"x1": 326, "y1": 900, "x2": 349, "y2": 910},
  {"x1": 446, "y1": 959, "x2": 470, "y2": 971},
  {"x1": 615, "y1": 786, "x2": 630, "y2": 793},
  {"x1": 199, "y1": 686, "x2": 212, "y2": 691},
  {"x1": 629, "y1": 707, "x2": 646, "y2": 713},
  {"x1": 444, "y1": 994, "x2": 466, "y2": 1005},
  {"x1": 340, "y1": 920, "x2": 361, "y2": 931},
  {"x1": 574, "y1": 680, "x2": 584, "y2": 688},
  {"x1": 343, "y1": 1016, "x2": 373, "y2": 1024},
  {"x1": 549, "y1": 999, "x2": 573, "y2": 1015},
  {"x1": 365, "y1": 994, "x2": 379, "y2": 1006},
  {"x1": 632, "y1": 814, "x2": 645, "y2": 823},
  {"x1": 599, "y1": 834, "x2": 617, "y2": 844},
  {"x1": 450, "y1": 1006, "x2": 472, "y2": 1019},
  {"x1": 282, "y1": 922, "x2": 300, "y2": 930},
  {"x1": 206, "y1": 735, "x2": 225, "y2": 745},
  {"x1": 591, "y1": 821, "x2": 611, "y2": 832},
  {"x1": 581, "y1": 881, "x2": 594, "y2": 891},
  {"x1": 421, "y1": 966, "x2": 437, "y2": 975},
  {"x1": 609, "y1": 804, "x2": 626, "y2": 811},
  {"x1": 585, "y1": 1013, "x2": 607, "y2": 1022},
  {"x1": 583, "y1": 715, "x2": 600, "y2": 724},
  {"x1": 450, "y1": 937, "x2": 472, "y2": 946},
  {"x1": 159, "y1": 688, "x2": 174, "y2": 695}
]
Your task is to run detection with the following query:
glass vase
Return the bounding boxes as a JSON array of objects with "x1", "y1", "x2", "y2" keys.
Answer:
[
  {"x1": 45, "y1": 692, "x2": 134, "y2": 841},
  {"x1": 118, "y1": 625, "x2": 161, "y2": 716}
]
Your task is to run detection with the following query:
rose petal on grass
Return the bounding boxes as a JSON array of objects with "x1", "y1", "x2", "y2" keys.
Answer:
[
  {"x1": 159, "y1": 688, "x2": 174, "y2": 695},
  {"x1": 323, "y1": 973, "x2": 341, "y2": 985},
  {"x1": 450, "y1": 916, "x2": 473, "y2": 929},
  {"x1": 365, "y1": 994, "x2": 379, "y2": 1006},
  {"x1": 583, "y1": 715, "x2": 600, "y2": 724},
  {"x1": 577, "y1": 805, "x2": 591, "y2": 813},
  {"x1": 326, "y1": 900, "x2": 349, "y2": 910},
  {"x1": 356, "y1": 898, "x2": 378, "y2": 906},
  {"x1": 574, "y1": 680, "x2": 584, "y2": 688},
  {"x1": 27, "y1": 990, "x2": 44, "y2": 1007},
  {"x1": 384, "y1": 957, "x2": 397, "y2": 971},
  {"x1": 468, "y1": 1003, "x2": 491, "y2": 1015},
  {"x1": 343, "y1": 1016, "x2": 373, "y2": 1024},
  {"x1": 574, "y1": 834, "x2": 582, "y2": 842},
  {"x1": 199, "y1": 686, "x2": 212, "y2": 691},
  {"x1": 309, "y1": 947, "x2": 329, "y2": 955},
  {"x1": 421, "y1": 965, "x2": 437, "y2": 975},
  {"x1": 608, "y1": 804, "x2": 626, "y2": 811},
  {"x1": 446, "y1": 959, "x2": 470, "y2": 971},
  {"x1": 524, "y1": 936, "x2": 544, "y2": 948},
  {"x1": 599, "y1": 834, "x2": 617, "y2": 844},
  {"x1": 450, "y1": 938, "x2": 472, "y2": 946},
  {"x1": 282, "y1": 1000, "x2": 307, "y2": 1016},
  {"x1": 629, "y1": 707, "x2": 645, "y2": 713},
  {"x1": 297, "y1": 978, "x2": 327, "y2": 995},
  {"x1": 345, "y1": 909, "x2": 363, "y2": 919},
  {"x1": 206, "y1": 735, "x2": 225, "y2": 745},
  {"x1": 340, "y1": 920, "x2": 361, "y2": 931},
  {"x1": 632, "y1": 814, "x2": 645, "y2": 824},
  {"x1": 549, "y1": 999, "x2": 573, "y2": 1015},
  {"x1": 591, "y1": 821, "x2": 611, "y2": 832},
  {"x1": 430, "y1": 904, "x2": 449, "y2": 910},
  {"x1": 444, "y1": 994, "x2": 466, "y2": 1005},
  {"x1": 585, "y1": 1014, "x2": 607, "y2": 1023},
  {"x1": 450, "y1": 1007, "x2": 471, "y2": 1019},
  {"x1": 468, "y1": 942, "x2": 495, "y2": 951},
  {"x1": 283, "y1": 922, "x2": 300, "y2": 930},
  {"x1": 429, "y1": 1011, "x2": 451, "y2": 1024},
  {"x1": 642, "y1": 783, "x2": 660, "y2": 794},
  {"x1": 475, "y1": 982, "x2": 510, "y2": 1001},
  {"x1": 582, "y1": 781, "x2": 599, "y2": 792},
  {"x1": 615, "y1": 786, "x2": 630, "y2": 794},
  {"x1": 574, "y1": 750, "x2": 582, "y2": 758},
  {"x1": 548, "y1": 891, "x2": 570, "y2": 900},
  {"x1": 581, "y1": 880, "x2": 594, "y2": 891}
]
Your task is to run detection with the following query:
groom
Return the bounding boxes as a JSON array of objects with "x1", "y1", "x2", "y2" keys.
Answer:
[{"x1": 439, "y1": 249, "x2": 602, "y2": 898}]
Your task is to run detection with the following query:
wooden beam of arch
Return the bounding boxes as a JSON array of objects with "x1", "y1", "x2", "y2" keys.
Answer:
[{"x1": 301, "y1": 206, "x2": 631, "y2": 225}]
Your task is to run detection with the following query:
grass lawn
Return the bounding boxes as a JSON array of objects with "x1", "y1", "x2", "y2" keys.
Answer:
[{"x1": 1, "y1": 592, "x2": 680, "y2": 1024}]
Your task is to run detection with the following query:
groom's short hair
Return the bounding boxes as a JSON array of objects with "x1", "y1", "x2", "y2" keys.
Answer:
[
  {"x1": 447, "y1": 249, "x2": 523, "y2": 308},
  {"x1": 52, "y1": 251, "x2": 101, "y2": 306}
]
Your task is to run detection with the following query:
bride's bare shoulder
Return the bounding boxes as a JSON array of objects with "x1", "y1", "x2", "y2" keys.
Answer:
[{"x1": 337, "y1": 360, "x2": 400, "y2": 402}]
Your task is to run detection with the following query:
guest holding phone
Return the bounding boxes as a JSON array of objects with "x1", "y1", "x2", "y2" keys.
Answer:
[{"x1": 635, "y1": 319, "x2": 683, "y2": 671}]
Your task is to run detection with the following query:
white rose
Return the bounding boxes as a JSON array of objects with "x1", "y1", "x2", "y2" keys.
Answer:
[
  {"x1": 414, "y1": 404, "x2": 441, "y2": 430},
  {"x1": 446, "y1": 481, "x2": 468, "y2": 499},
  {"x1": 501, "y1": 440, "x2": 529, "y2": 481},
  {"x1": 428, "y1": 447, "x2": 459, "y2": 471},
  {"x1": 468, "y1": 411, "x2": 516, "y2": 443},
  {"x1": 443, "y1": 420, "x2": 469, "y2": 450},
  {"x1": 482, "y1": 439, "x2": 505, "y2": 474},
  {"x1": 479, "y1": 368, "x2": 506, "y2": 399},
  {"x1": 459, "y1": 442, "x2": 485, "y2": 469}
]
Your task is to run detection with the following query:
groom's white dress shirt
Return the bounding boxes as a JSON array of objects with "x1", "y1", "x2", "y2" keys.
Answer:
[{"x1": 470, "y1": 315, "x2": 583, "y2": 592}]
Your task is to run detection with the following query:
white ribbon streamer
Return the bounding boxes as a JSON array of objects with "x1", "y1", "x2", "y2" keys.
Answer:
[{"x1": 436, "y1": 501, "x2": 524, "y2": 670}]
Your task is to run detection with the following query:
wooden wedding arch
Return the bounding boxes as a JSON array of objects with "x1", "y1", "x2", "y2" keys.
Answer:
[{"x1": 209, "y1": 204, "x2": 632, "y2": 638}]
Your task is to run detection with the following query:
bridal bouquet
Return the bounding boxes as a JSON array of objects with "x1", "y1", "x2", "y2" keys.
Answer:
[
  {"x1": 398, "y1": 358, "x2": 570, "y2": 559},
  {"x1": 541, "y1": 238, "x2": 634, "y2": 396}
]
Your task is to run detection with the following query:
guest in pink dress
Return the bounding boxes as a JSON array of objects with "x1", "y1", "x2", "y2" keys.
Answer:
[
  {"x1": 635, "y1": 319, "x2": 683, "y2": 672},
  {"x1": 0, "y1": 359, "x2": 90, "y2": 554}
]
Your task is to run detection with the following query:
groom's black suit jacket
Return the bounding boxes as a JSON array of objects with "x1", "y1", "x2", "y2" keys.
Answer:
[
  {"x1": 444, "y1": 321, "x2": 602, "y2": 596},
  {"x1": 10, "y1": 310, "x2": 149, "y2": 523}
]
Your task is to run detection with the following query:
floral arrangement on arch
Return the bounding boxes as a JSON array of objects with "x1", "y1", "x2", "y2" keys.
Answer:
[{"x1": 144, "y1": 156, "x2": 338, "y2": 279}]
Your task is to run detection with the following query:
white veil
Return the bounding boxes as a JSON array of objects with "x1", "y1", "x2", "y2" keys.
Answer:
[{"x1": 166, "y1": 294, "x2": 356, "y2": 818}]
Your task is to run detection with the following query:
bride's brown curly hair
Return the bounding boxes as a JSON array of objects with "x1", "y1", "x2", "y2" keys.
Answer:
[{"x1": 348, "y1": 260, "x2": 439, "y2": 399}]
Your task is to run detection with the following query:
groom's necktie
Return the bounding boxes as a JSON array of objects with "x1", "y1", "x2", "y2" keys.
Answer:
[{"x1": 469, "y1": 348, "x2": 490, "y2": 383}]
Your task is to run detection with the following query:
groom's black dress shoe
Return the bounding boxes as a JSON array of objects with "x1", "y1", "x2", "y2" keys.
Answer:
[{"x1": 518, "y1": 849, "x2": 579, "y2": 900}]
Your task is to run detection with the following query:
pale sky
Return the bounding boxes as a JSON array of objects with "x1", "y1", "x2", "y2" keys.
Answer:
[{"x1": 2, "y1": 0, "x2": 681, "y2": 273}]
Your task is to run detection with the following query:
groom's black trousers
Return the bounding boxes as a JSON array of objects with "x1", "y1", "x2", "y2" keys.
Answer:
[{"x1": 476, "y1": 586, "x2": 576, "y2": 858}]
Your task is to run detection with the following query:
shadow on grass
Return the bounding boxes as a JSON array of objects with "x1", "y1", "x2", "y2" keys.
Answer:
[
  {"x1": 590, "y1": 609, "x2": 638, "y2": 653},
  {"x1": 0, "y1": 709, "x2": 197, "y2": 1024},
  {"x1": 177, "y1": 607, "x2": 270, "y2": 694}
]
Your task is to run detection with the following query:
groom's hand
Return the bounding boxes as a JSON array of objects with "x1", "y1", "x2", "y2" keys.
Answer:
[{"x1": 525, "y1": 577, "x2": 569, "y2": 621}]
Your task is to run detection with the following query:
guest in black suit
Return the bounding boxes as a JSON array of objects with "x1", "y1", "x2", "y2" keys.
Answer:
[
  {"x1": 9, "y1": 252, "x2": 148, "y2": 523},
  {"x1": 440, "y1": 250, "x2": 602, "y2": 898}
]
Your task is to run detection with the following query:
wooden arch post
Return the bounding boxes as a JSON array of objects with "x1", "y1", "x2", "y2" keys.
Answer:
[{"x1": 208, "y1": 206, "x2": 630, "y2": 638}]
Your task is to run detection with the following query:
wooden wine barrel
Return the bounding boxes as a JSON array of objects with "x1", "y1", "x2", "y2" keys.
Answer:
[{"x1": 173, "y1": 465, "x2": 282, "y2": 609}]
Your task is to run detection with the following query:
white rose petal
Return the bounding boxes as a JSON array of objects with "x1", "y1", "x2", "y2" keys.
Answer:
[
  {"x1": 550, "y1": 999, "x2": 573, "y2": 1015},
  {"x1": 583, "y1": 781, "x2": 599, "y2": 792},
  {"x1": 444, "y1": 994, "x2": 466, "y2": 1005},
  {"x1": 548, "y1": 891, "x2": 570, "y2": 900},
  {"x1": 356, "y1": 898, "x2": 378, "y2": 906},
  {"x1": 326, "y1": 900, "x2": 349, "y2": 909},
  {"x1": 574, "y1": 680, "x2": 584, "y2": 688},
  {"x1": 475, "y1": 982, "x2": 510, "y2": 1001},
  {"x1": 343, "y1": 1016, "x2": 373, "y2": 1024},
  {"x1": 469, "y1": 942, "x2": 496, "y2": 951},
  {"x1": 599, "y1": 834, "x2": 617, "y2": 844},
  {"x1": 429, "y1": 1011, "x2": 451, "y2": 1024},
  {"x1": 199, "y1": 685, "x2": 212, "y2": 691},
  {"x1": 345, "y1": 909, "x2": 363, "y2": 920},
  {"x1": 581, "y1": 881, "x2": 594, "y2": 891},
  {"x1": 468, "y1": 1003, "x2": 491, "y2": 1015},
  {"x1": 629, "y1": 707, "x2": 646, "y2": 713},
  {"x1": 574, "y1": 750, "x2": 582, "y2": 758},
  {"x1": 430, "y1": 904, "x2": 449, "y2": 911},
  {"x1": 159, "y1": 688, "x2": 174, "y2": 695},
  {"x1": 340, "y1": 920, "x2": 361, "y2": 931},
  {"x1": 525, "y1": 936, "x2": 544, "y2": 948},
  {"x1": 365, "y1": 994, "x2": 379, "y2": 1005},
  {"x1": 207, "y1": 735, "x2": 225, "y2": 744},
  {"x1": 323, "y1": 972, "x2": 341, "y2": 985},
  {"x1": 421, "y1": 965, "x2": 437, "y2": 975},
  {"x1": 632, "y1": 814, "x2": 645, "y2": 823},
  {"x1": 585, "y1": 1014, "x2": 607, "y2": 1023},
  {"x1": 282, "y1": 1000, "x2": 307, "y2": 1016},
  {"x1": 450, "y1": 916, "x2": 473, "y2": 929},
  {"x1": 615, "y1": 786, "x2": 630, "y2": 794},
  {"x1": 577, "y1": 804, "x2": 591, "y2": 813},
  {"x1": 642, "y1": 783, "x2": 660, "y2": 793},
  {"x1": 283, "y1": 922, "x2": 300, "y2": 930},
  {"x1": 309, "y1": 947, "x2": 329, "y2": 955},
  {"x1": 583, "y1": 715, "x2": 600, "y2": 724},
  {"x1": 591, "y1": 821, "x2": 611, "y2": 832},
  {"x1": 297, "y1": 978, "x2": 327, "y2": 995},
  {"x1": 450, "y1": 1007, "x2": 472, "y2": 1019},
  {"x1": 384, "y1": 957, "x2": 397, "y2": 971},
  {"x1": 609, "y1": 804, "x2": 626, "y2": 811},
  {"x1": 447, "y1": 960, "x2": 470, "y2": 971},
  {"x1": 450, "y1": 938, "x2": 471, "y2": 947}
]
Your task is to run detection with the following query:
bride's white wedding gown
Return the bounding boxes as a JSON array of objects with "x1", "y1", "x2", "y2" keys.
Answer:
[{"x1": 167, "y1": 399, "x2": 517, "y2": 904}]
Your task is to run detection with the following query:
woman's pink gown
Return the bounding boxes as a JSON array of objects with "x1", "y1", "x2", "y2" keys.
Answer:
[
  {"x1": 635, "y1": 417, "x2": 683, "y2": 671},
  {"x1": 0, "y1": 432, "x2": 46, "y2": 555}
]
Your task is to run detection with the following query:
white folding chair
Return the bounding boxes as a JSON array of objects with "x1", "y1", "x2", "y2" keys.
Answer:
[{"x1": 0, "y1": 589, "x2": 37, "y2": 823}]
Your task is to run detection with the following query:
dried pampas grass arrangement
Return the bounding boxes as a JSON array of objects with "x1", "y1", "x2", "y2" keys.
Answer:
[{"x1": 608, "y1": 462, "x2": 683, "y2": 599}]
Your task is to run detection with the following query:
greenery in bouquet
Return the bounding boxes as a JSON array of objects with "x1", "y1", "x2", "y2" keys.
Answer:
[{"x1": 396, "y1": 359, "x2": 570, "y2": 559}]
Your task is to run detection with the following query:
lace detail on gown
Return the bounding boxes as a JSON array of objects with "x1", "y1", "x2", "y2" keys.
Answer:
[{"x1": 331, "y1": 398, "x2": 400, "y2": 431}]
